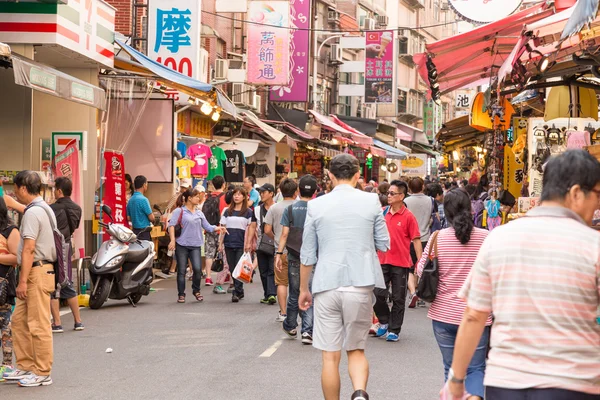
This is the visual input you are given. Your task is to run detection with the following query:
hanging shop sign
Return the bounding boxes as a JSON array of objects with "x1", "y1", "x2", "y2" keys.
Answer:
[
  {"x1": 503, "y1": 145, "x2": 525, "y2": 201},
  {"x1": 54, "y1": 140, "x2": 85, "y2": 260},
  {"x1": 364, "y1": 30, "x2": 394, "y2": 104},
  {"x1": 448, "y1": 0, "x2": 523, "y2": 25},
  {"x1": 246, "y1": 1, "x2": 290, "y2": 85},
  {"x1": 401, "y1": 154, "x2": 428, "y2": 177},
  {"x1": 51, "y1": 132, "x2": 87, "y2": 171},
  {"x1": 40, "y1": 138, "x2": 52, "y2": 172},
  {"x1": 177, "y1": 110, "x2": 213, "y2": 139},
  {"x1": 102, "y1": 151, "x2": 129, "y2": 240},
  {"x1": 148, "y1": 0, "x2": 202, "y2": 80},
  {"x1": 269, "y1": 0, "x2": 310, "y2": 102}
]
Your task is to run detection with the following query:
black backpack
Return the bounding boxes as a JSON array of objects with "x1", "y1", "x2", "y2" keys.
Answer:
[
  {"x1": 285, "y1": 204, "x2": 303, "y2": 258},
  {"x1": 202, "y1": 192, "x2": 225, "y2": 225},
  {"x1": 26, "y1": 203, "x2": 70, "y2": 296}
]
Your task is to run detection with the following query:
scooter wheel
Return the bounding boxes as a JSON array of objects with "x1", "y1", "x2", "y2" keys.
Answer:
[{"x1": 89, "y1": 277, "x2": 111, "y2": 309}]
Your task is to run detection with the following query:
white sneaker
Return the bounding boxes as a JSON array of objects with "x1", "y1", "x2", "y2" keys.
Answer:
[
  {"x1": 18, "y1": 374, "x2": 53, "y2": 387},
  {"x1": 3, "y1": 369, "x2": 32, "y2": 381},
  {"x1": 301, "y1": 332, "x2": 313, "y2": 345},
  {"x1": 369, "y1": 323, "x2": 380, "y2": 336},
  {"x1": 275, "y1": 312, "x2": 286, "y2": 322}
]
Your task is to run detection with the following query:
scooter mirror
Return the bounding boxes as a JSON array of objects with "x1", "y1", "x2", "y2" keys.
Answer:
[{"x1": 102, "y1": 205, "x2": 113, "y2": 221}]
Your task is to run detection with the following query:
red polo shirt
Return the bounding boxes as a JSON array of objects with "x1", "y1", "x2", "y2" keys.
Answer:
[{"x1": 379, "y1": 205, "x2": 420, "y2": 267}]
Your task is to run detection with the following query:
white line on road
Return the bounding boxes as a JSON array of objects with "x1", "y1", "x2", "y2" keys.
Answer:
[
  {"x1": 259, "y1": 340, "x2": 282, "y2": 358},
  {"x1": 59, "y1": 307, "x2": 83, "y2": 317}
]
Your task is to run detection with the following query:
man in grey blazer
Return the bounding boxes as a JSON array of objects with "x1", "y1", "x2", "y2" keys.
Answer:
[{"x1": 299, "y1": 154, "x2": 390, "y2": 400}]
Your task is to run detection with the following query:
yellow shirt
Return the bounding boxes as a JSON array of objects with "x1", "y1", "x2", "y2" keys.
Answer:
[{"x1": 177, "y1": 159, "x2": 196, "y2": 179}]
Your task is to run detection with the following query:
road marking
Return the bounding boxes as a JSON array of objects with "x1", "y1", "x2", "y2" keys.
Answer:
[
  {"x1": 259, "y1": 340, "x2": 282, "y2": 358},
  {"x1": 59, "y1": 307, "x2": 83, "y2": 317}
]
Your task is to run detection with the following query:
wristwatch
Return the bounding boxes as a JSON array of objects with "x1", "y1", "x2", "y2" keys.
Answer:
[
  {"x1": 448, "y1": 368, "x2": 465, "y2": 384},
  {"x1": 275, "y1": 251, "x2": 284, "y2": 255}
]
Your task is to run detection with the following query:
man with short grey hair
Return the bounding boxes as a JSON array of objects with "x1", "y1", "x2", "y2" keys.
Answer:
[
  {"x1": 3, "y1": 171, "x2": 57, "y2": 387},
  {"x1": 299, "y1": 154, "x2": 390, "y2": 400}
]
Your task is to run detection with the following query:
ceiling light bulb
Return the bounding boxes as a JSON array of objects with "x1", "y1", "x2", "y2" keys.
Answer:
[
  {"x1": 539, "y1": 56, "x2": 550, "y2": 73},
  {"x1": 452, "y1": 150, "x2": 459, "y2": 160},
  {"x1": 211, "y1": 111, "x2": 221, "y2": 122},
  {"x1": 200, "y1": 102, "x2": 213, "y2": 115}
]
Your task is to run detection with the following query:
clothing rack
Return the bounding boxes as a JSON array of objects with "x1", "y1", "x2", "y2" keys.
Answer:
[{"x1": 177, "y1": 133, "x2": 241, "y2": 147}]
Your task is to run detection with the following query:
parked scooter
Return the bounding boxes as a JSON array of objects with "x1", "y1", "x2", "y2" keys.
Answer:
[{"x1": 88, "y1": 205, "x2": 155, "y2": 309}]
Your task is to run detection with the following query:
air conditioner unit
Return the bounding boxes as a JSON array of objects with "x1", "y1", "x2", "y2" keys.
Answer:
[
  {"x1": 376, "y1": 15, "x2": 389, "y2": 28},
  {"x1": 328, "y1": 10, "x2": 340, "y2": 22},
  {"x1": 398, "y1": 29, "x2": 409, "y2": 43},
  {"x1": 199, "y1": 48, "x2": 209, "y2": 83},
  {"x1": 362, "y1": 18, "x2": 376, "y2": 31},
  {"x1": 363, "y1": 104, "x2": 376, "y2": 119},
  {"x1": 330, "y1": 44, "x2": 343, "y2": 63},
  {"x1": 214, "y1": 59, "x2": 229, "y2": 80},
  {"x1": 440, "y1": 0, "x2": 449, "y2": 11},
  {"x1": 232, "y1": 83, "x2": 251, "y2": 105},
  {"x1": 228, "y1": 59, "x2": 244, "y2": 69},
  {"x1": 253, "y1": 94, "x2": 262, "y2": 114}
]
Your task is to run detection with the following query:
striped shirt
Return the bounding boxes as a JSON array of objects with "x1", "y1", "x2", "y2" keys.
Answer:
[
  {"x1": 220, "y1": 208, "x2": 255, "y2": 249},
  {"x1": 416, "y1": 227, "x2": 491, "y2": 326},
  {"x1": 460, "y1": 206, "x2": 600, "y2": 395}
]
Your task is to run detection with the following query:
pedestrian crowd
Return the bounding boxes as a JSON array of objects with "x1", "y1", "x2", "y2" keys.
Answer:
[{"x1": 0, "y1": 149, "x2": 599, "y2": 400}]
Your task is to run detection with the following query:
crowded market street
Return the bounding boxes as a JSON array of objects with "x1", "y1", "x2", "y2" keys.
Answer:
[{"x1": 2, "y1": 277, "x2": 443, "y2": 400}]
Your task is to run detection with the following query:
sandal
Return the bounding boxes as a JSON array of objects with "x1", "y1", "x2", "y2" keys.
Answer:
[
  {"x1": 194, "y1": 293, "x2": 204, "y2": 302},
  {"x1": 177, "y1": 296, "x2": 185, "y2": 303}
]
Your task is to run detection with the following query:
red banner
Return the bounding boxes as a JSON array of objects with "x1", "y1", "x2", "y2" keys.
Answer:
[
  {"x1": 53, "y1": 140, "x2": 85, "y2": 259},
  {"x1": 102, "y1": 151, "x2": 128, "y2": 240}
]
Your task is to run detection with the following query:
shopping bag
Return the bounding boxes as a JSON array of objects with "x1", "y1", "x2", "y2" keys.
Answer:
[
  {"x1": 439, "y1": 381, "x2": 470, "y2": 400},
  {"x1": 232, "y1": 252, "x2": 255, "y2": 284}
]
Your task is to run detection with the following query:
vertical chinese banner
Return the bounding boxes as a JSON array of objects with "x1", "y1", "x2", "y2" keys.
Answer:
[
  {"x1": 247, "y1": 1, "x2": 290, "y2": 85},
  {"x1": 423, "y1": 102, "x2": 434, "y2": 141},
  {"x1": 269, "y1": 0, "x2": 310, "y2": 101},
  {"x1": 102, "y1": 151, "x2": 128, "y2": 241},
  {"x1": 147, "y1": 0, "x2": 202, "y2": 79},
  {"x1": 364, "y1": 30, "x2": 394, "y2": 104},
  {"x1": 53, "y1": 140, "x2": 85, "y2": 259}
]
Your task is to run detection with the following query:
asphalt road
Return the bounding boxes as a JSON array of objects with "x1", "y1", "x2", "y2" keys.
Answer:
[{"x1": 3, "y1": 274, "x2": 444, "y2": 400}]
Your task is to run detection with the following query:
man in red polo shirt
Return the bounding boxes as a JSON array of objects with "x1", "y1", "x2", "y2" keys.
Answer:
[{"x1": 373, "y1": 180, "x2": 422, "y2": 342}]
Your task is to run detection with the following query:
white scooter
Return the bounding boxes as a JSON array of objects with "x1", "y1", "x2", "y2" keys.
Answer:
[{"x1": 88, "y1": 205, "x2": 155, "y2": 309}]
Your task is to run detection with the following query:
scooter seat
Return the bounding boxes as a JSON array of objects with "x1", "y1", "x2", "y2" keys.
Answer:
[{"x1": 126, "y1": 242, "x2": 151, "y2": 263}]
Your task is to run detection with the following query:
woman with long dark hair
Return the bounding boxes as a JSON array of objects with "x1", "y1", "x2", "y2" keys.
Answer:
[
  {"x1": 416, "y1": 189, "x2": 492, "y2": 400},
  {"x1": 124, "y1": 174, "x2": 134, "y2": 202},
  {"x1": 218, "y1": 187, "x2": 256, "y2": 302},
  {"x1": 168, "y1": 189, "x2": 226, "y2": 303},
  {"x1": 0, "y1": 197, "x2": 19, "y2": 378}
]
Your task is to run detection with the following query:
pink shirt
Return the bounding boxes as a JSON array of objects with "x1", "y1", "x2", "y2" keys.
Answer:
[
  {"x1": 417, "y1": 227, "x2": 491, "y2": 326},
  {"x1": 187, "y1": 144, "x2": 212, "y2": 176}
]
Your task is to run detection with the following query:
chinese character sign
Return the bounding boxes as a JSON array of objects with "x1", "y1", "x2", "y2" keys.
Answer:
[
  {"x1": 423, "y1": 102, "x2": 434, "y2": 140},
  {"x1": 269, "y1": 0, "x2": 310, "y2": 102},
  {"x1": 247, "y1": 1, "x2": 290, "y2": 85},
  {"x1": 364, "y1": 30, "x2": 394, "y2": 104},
  {"x1": 53, "y1": 140, "x2": 85, "y2": 259},
  {"x1": 102, "y1": 151, "x2": 129, "y2": 241},
  {"x1": 148, "y1": 0, "x2": 201, "y2": 79}
]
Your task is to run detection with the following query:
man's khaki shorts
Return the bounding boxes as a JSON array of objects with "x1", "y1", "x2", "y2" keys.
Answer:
[
  {"x1": 275, "y1": 253, "x2": 289, "y2": 286},
  {"x1": 313, "y1": 289, "x2": 373, "y2": 352}
]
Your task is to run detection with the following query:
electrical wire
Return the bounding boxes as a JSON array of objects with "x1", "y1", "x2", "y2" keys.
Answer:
[{"x1": 201, "y1": 10, "x2": 460, "y2": 33}]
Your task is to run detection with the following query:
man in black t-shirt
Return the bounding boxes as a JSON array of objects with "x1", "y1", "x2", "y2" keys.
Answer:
[{"x1": 49, "y1": 177, "x2": 83, "y2": 333}]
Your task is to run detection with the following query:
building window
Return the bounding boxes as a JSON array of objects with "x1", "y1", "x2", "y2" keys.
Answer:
[
  {"x1": 398, "y1": 89, "x2": 407, "y2": 114},
  {"x1": 434, "y1": 0, "x2": 440, "y2": 21},
  {"x1": 216, "y1": 38, "x2": 225, "y2": 59}
]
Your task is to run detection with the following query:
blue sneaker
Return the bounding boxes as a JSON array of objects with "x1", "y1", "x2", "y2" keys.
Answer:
[
  {"x1": 375, "y1": 324, "x2": 388, "y2": 338},
  {"x1": 386, "y1": 332, "x2": 399, "y2": 342}
]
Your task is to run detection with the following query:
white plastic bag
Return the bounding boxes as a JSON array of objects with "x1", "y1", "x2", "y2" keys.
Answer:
[{"x1": 232, "y1": 252, "x2": 254, "y2": 284}]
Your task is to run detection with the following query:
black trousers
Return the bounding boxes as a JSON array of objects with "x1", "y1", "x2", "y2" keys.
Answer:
[
  {"x1": 487, "y1": 387, "x2": 600, "y2": 400},
  {"x1": 373, "y1": 265, "x2": 409, "y2": 334}
]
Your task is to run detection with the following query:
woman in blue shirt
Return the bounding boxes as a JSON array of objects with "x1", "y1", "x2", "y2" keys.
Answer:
[
  {"x1": 168, "y1": 189, "x2": 226, "y2": 303},
  {"x1": 219, "y1": 187, "x2": 256, "y2": 303}
]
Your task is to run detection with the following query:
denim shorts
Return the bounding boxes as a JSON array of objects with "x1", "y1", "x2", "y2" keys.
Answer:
[{"x1": 51, "y1": 281, "x2": 77, "y2": 300}]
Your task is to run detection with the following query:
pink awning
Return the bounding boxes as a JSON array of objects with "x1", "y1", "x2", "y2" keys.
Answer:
[
  {"x1": 414, "y1": 3, "x2": 553, "y2": 96},
  {"x1": 329, "y1": 115, "x2": 374, "y2": 146},
  {"x1": 396, "y1": 128, "x2": 413, "y2": 142},
  {"x1": 309, "y1": 110, "x2": 353, "y2": 135},
  {"x1": 369, "y1": 146, "x2": 386, "y2": 158}
]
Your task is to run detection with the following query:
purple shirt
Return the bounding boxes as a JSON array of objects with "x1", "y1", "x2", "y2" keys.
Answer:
[{"x1": 168, "y1": 207, "x2": 216, "y2": 247}]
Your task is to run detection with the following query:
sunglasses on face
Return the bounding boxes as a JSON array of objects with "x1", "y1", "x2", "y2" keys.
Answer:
[{"x1": 388, "y1": 191, "x2": 403, "y2": 197}]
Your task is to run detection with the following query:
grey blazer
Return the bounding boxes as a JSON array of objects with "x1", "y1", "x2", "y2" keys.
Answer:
[{"x1": 300, "y1": 184, "x2": 390, "y2": 294}]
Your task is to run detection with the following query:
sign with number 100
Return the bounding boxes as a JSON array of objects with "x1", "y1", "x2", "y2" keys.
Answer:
[{"x1": 148, "y1": 0, "x2": 201, "y2": 80}]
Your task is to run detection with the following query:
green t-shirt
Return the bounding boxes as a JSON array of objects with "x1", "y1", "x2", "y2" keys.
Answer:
[{"x1": 208, "y1": 146, "x2": 227, "y2": 180}]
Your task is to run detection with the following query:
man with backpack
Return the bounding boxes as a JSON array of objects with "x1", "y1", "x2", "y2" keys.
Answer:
[
  {"x1": 3, "y1": 171, "x2": 57, "y2": 387},
  {"x1": 49, "y1": 177, "x2": 83, "y2": 333},
  {"x1": 255, "y1": 183, "x2": 277, "y2": 305},
  {"x1": 277, "y1": 175, "x2": 317, "y2": 344},
  {"x1": 203, "y1": 176, "x2": 227, "y2": 289}
]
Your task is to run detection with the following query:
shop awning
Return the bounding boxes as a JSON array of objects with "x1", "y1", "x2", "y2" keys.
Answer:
[
  {"x1": 373, "y1": 139, "x2": 407, "y2": 160},
  {"x1": 241, "y1": 111, "x2": 286, "y2": 142},
  {"x1": 11, "y1": 53, "x2": 106, "y2": 110},
  {"x1": 396, "y1": 122, "x2": 430, "y2": 145},
  {"x1": 396, "y1": 128, "x2": 413, "y2": 141},
  {"x1": 266, "y1": 104, "x2": 309, "y2": 131},
  {"x1": 262, "y1": 119, "x2": 316, "y2": 141},
  {"x1": 329, "y1": 115, "x2": 373, "y2": 146},
  {"x1": 412, "y1": 142, "x2": 440, "y2": 158},
  {"x1": 335, "y1": 115, "x2": 378, "y2": 136},
  {"x1": 309, "y1": 110, "x2": 354, "y2": 135},
  {"x1": 414, "y1": 3, "x2": 553, "y2": 96},
  {"x1": 115, "y1": 40, "x2": 237, "y2": 118},
  {"x1": 436, "y1": 115, "x2": 483, "y2": 150},
  {"x1": 369, "y1": 146, "x2": 387, "y2": 158}
]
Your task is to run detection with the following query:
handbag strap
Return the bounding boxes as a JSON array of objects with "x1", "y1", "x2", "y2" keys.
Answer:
[
  {"x1": 177, "y1": 207, "x2": 184, "y2": 225},
  {"x1": 287, "y1": 203, "x2": 294, "y2": 226},
  {"x1": 430, "y1": 230, "x2": 440, "y2": 260}
]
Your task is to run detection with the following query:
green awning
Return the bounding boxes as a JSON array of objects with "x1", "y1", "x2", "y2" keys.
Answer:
[
  {"x1": 11, "y1": 53, "x2": 106, "y2": 110},
  {"x1": 412, "y1": 142, "x2": 440, "y2": 157}
]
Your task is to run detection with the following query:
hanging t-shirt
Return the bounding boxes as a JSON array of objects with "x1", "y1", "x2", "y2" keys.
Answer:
[
  {"x1": 177, "y1": 141, "x2": 187, "y2": 157},
  {"x1": 208, "y1": 146, "x2": 227, "y2": 180},
  {"x1": 187, "y1": 143, "x2": 212, "y2": 176},
  {"x1": 176, "y1": 159, "x2": 196, "y2": 179},
  {"x1": 224, "y1": 149, "x2": 246, "y2": 183},
  {"x1": 566, "y1": 130, "x2": 591, "y2": 150}
]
